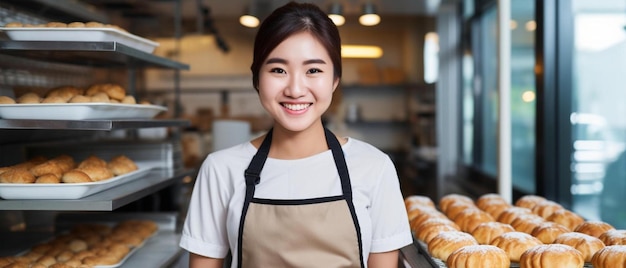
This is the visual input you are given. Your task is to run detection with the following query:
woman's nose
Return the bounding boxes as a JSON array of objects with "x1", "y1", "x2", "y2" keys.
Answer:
[{"x1": 285, "y1": 74, "x2": 306, "y2": 98}]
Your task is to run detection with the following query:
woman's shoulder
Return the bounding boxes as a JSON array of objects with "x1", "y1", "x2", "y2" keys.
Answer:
[
  {"x1": 343, "y1": 138, "x2": 391, "y2": 160},
  {"x1": 204, "y1": 141, "x2": 256, "y2": 165}
]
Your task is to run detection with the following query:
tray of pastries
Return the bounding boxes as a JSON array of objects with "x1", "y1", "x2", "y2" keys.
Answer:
[
  {"x1": 0, "y1": 154, "x2": 152, "y2": 199},
  {"x1": 0, "y1": 21, "x2": 159, "y2": 53},
  {"x1": 0, "y1": 218, "x2": 159, "y2": 267},
  {"x1": 404, "y1": 194, "x2": 626, "y2": 268},
  {"x1": 0, "y1": 84, "x2": 166, "y2": 120}
]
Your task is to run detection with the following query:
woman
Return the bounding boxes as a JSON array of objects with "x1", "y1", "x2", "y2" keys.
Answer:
[{"x1": 180, "y1": 2, "x2": 412, "y2": 267}]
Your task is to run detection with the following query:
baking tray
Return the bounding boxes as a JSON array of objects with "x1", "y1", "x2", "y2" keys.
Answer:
[
  {"x1": 0, "y1": 103, "x2": 167, "y2": 120},
  {"x1": 0, "y1": 27, "x2": 159, "y2": 53},
  {"x1": 0, "y1": 165, "x2": 153, "y2": 200}
]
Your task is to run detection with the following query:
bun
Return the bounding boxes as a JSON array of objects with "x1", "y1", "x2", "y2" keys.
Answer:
[
  {"x1": 35, "y1": 174, "x2": 61, "y2": 183},
  {"x1": 446, "y1": 245, "x2": 510, "y2": 268},
  {"x1": 574, "y1": 221, "x2": 615, "y2": 238},
  {"x1": 531, "y1": 222, "x2": 570, "y2": 244},
  {"x1": 17, "y1": 92, "x2": 41, "y2": 104},
  {"x1": 490, "y1": 231, "x2": 543, "y2": 262},
  {"x1": 30, "y1": 161, "x2": 64, "y2": 178},
  {"x1": 546, "y1": 209, "x2": 585, "y2": 231},
  {"x1": 531, "y1": 200, "x2": 563, "y2": 219},
  {"x1": 106, "y1": 155, "x2": 137, "y2": 176},
  {"x1": 439, "y1": 194, "x2": 474, "y2": 213},
  {"x1": 0, "y1": 167, "x2": 36, "y2": 183},
  {"x1": 554, "y1": 232, "x2": 606, "y2": 262},
  {"x1": 515, "y1": 195, "x2": 547, "y2": 209},
  {"x1": 78, "y1": 166, "x2": 113, "y2": 182},
  {"x1": 510, "y1": 213, "x2": 546, "y2": 234},
  {"x1": 69, "y1": 95, "x2": 91, "y2": 103},
  {"x1": 405, "y1": 195, "x2": 436, "y2": 210},
  {"x1": 453, "y1": 207, "x2": 495, "y2": 233},
  {"x1": 599, "y1": 229, "x2": 626, "y2": 246},
  {"x1": 497, "y1": 206, "x2": 533, "y2": 225},
  {"x1": 591, "y1": 245, "x2": 626, "y2": 268},
  {"x1": 520, "y1": 244, "x2": 584, "y2": 268},
  {"x1": 0, "y1": 96, "x2": 16, "y2": 104},
  {"x1": 476, "y1": 194, "x2": 511, "y2": 219},
  {"x1": 428, "y1": 231, "x2": 478, "y2": 261},
  {"x1": 444, "y1": 201, "x2": 476, "y2": 220},
  {"x1": 415, "y1": 219, "x2": 461, "y2": 243},
  {"x1": 61, "y1": 170, "x2": 92, "y2": 183},
  {"x1": 471, "y1": 221, "x2": 515, "y2": 245}
]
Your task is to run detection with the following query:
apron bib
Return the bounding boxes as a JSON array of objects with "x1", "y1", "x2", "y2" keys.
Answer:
[{"x1": 237, "y1": 128, "x2": 364, "y2": 268}]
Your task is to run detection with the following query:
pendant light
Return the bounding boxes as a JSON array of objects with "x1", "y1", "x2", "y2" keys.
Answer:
[
  {"x1": 328, "y1": 3, "x2": 345, "y2": 26},
  {"x1": 359, "y1": 3, "x2": 380, "y2": 26},
  {"x1": 239, "y1": 5, "x2": 259, "y2": 28}
]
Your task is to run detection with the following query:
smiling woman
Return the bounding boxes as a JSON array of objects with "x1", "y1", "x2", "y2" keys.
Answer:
[{"x1": 179, "y1": 2, "x2": 413, "y2": 268}]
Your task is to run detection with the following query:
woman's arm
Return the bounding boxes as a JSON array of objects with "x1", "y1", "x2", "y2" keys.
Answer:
[
  {"x1": 367, "y1": 250, "x2": 399, "y2": 268},
  {"x1": 189, "y1": 253, "x2": 224, "y2": 268}
]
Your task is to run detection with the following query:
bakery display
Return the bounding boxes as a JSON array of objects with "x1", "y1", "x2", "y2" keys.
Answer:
[
  {"x1": 446, "y1": 245, "x2": 510, "y2": 268},
  {"x1": 471, "y1": 221, "x2": 515, "y2": 245},
  {"x1": 3, "y1": 21, "x2": 127, "y2": 32},
  {"x1": 428, "y1": 231, "x2": 478, "y2": 261},
  {"x1": 591, "y1": 245, "x2": 626, "y2": 268},
  {"x1": 0, "y1": 220, "x2": 157, "y2": 267},
  {"x1": 0, "y1": 154, "x2": 138, "y2": 184},
  {"x1": 519, "y1": 244, "x2": 584, "y2": 268},
  {"x1": 490, "y1": 231, "x2": 543, "y2": 262}
]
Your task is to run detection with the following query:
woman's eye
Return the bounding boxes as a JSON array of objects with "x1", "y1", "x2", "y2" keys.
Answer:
[
  {"x1": 270, "y1": 68, "x2": 285, "y2": 74},
  {"x1": 307, "y1": 68, "x2": 322, "y2": 74}
]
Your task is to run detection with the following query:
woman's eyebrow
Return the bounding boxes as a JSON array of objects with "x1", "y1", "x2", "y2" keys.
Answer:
[{"x1": 265, "y1": 58, "x2": 327, "y2": 65}]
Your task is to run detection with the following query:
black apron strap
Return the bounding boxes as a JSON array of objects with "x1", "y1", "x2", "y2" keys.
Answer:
[{"x1": 237, "y1": 128, "x2": 273, "y2": 268}]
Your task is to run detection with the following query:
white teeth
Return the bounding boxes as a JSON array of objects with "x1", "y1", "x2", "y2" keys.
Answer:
[{"x1": 282, "y1": 103, "x2": 310, "y2": 111}]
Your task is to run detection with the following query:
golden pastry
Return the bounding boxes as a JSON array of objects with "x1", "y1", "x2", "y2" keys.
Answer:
[
  {"x1": 592, "y1": 245, "x2": 626, "y2": 268},
  {"x1": 490, "y1": 231, "x2": 543, "y2": 262},
  {"x1": 17, "y1": 92, "x2": 41, "y2": 104},
  {"x1": 444, "y1": 201, "x2": 477, "y2": 220},
  {"x1": 453, "y1": 207, "x2": 495, "y2": 233},
  {"x1": 85, "y1": 21, "x2": 104, "y2": 28},
  {"x1": 46, "y1": 22, "x2": 67, "y2": 27},
  {"x1": 78, "y1": 155, "x2": 108, "y2": 168},
  {"x1": 439, "y1": 194, "x2": 474, "y2": 213},
  {"x1": 67, "y1": 22, "x2": 85, "y2": 28},
  {"x1": 531, "y1": 200, "x2": 563, "y2": 219},
  {"x1": 405, "y1": 195, "x2": 436, "y2": 209},
  {"x1": 68, "y1": 95, "x2": 91, "y2": 103},
  {"x1": 554, "y1": 232, "x2": 606, "y2": 262},
  {"x1": 531, "y1": 221, "x2": 570, "y2": 244},
  {"x1": 41, "y1": 96, "x2": 67, "y2": 103},
  {"x1": 30, "y1": 161, "x2": 64, "y2": 178},
  {"x1": 599, "y1": 229, "x2": 626, "y2": 246},
  {"x1": 447, "y1": 245, "x2": 510, "y2": 268},
  {"x1": 497, "y1": 206, "x2": 533, "y2": 225},
  {"x1": 4, "y1": 22, "x2": 23, "y2": 27},
  {"x1": 107, "y1": 155, "x2": 138, "y2": 175},
  {"x1": 61, "y1": 170, "x2": 92, "y2": 183},
  {"x1": 428, "y1": 231, "x2": 478, "y2": 261},
  {"x1": 519, "y1": 244, "x2": 584, "y2": 268},
  {"x1": 510, "y1": 213, "x2": 546, "y2": 234},
  {"x1": 0, "y1": 96, "x2": 16, "y2": 104},
  {"x1": 471, "y1": 221, "x2": 516, "y2": 245},
  {"x1": 78, "y1": 165, "x2": 114, "y2": 181},
  {"x1": 515, "y1": 195, "x2": 547, "y2": 210},
  {"x1": 0, "y1": 167, "x2": 36, "y2": 183},
  {"x1": 574, "y1": 221, "x2": 615, "y2": 238},
  {"x1": 45, "y1": 86, "x2": 83, "y2": 101},
  {"x1": 121, "y1": 95, "x2": 137, "y2": 104},
  {"x1": 35, "y1": 174, "x2": 61, "y2": 183},
  {"x1": 90, "y1": 92, "x2": 110, "y2": 103},
  {"x1": 546, "y1": 208, "x2": 585, "y2": 231}
]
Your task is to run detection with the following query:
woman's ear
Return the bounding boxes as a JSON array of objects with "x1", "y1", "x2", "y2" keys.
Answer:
[{"x1": 332, "y1": 78, "x2": 340, "y2": 92}]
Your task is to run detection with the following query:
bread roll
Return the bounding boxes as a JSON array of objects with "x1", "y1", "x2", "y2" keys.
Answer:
[
  {"x1": 531, "y1": 200, "x2": 563, "y2": 219},
  {"x1": 476, "y1": 195, "x2": 512, "y2": 219},
  {"x1": 444, "y1": 201, "x2": 477, "y2": 220},
  {"x1": 515, "y1": 195, "x2": 547, "y2": 209},
  {"x1": 416, "y1": 220, "x2": 461, "y2": 244},
  {"x1": 546, "y1": 208, "x2": 585, "y2": 231},
  {"x1": 531, "y1": 221, "x2": 570, "y2": 244},
  {"x1": 0, "y1": 96, "x2": 16, "y2": 104},
  {"x1": 453, "y1": 207, "x2": 495, "y2": 233},
  {"x1": 405, "y1": 195, "x2": 436, "y2": 210},
  {"x1": 78, "y1": 166, "x2": 113, "y2": 182},
  {"x1": 471, "y1": 221, "x2": 516, "y2": 245},
  {"x1": 554, "y1": 232, "x2": 606, "y2": 262},
  {"x1": 439, "y1": 194, "x2": 474, "y2": 213},
  {"x1": 446, "y1": 245, "x2": 510, "y2": 268},
  {"x1": 490, "y1": 231, "x2": 543, "y2": 262},
  {"x1": 428, "y1": 231, "x2": 478, "y2": 261},
  {"x1": 519, "y1": 244, "x2": 584, "y2": 268},
  {"x1": 61, "y1": 170, "x2": 92, "y2": 183},
  {"x1": 35, "y1": 174, "x2": 61, "y2": 183},
  {"x1": 599, "y1": 229, "x2": 626, "y2": 246},
  {"x1": 510, "y1": 213, "x2": 546, "y2": 234},
  {"x1": 17, "y1": 92, "x2": 41, "y2": 104},
  {"x1": 475, "y1": 193, "x2": 508, "y2": 208},
  {"x1": 107, "y1": 155, "x2": 138, "y2": 175},
  {"x1": 410, "y1": 209, "x2": 448, "y2": 231},
  {"x1": 574, "y1": 221, "x2": 615, "y2": 238},
  {"x1": 0, "y1": 167, "x2": 36, "y2": 183},
  {"x1": 497, "y1": 206, "x2": 533, "y2": 225},
  {"x1": 591, "y1": 245, "x2": 626, "y2": 268}
]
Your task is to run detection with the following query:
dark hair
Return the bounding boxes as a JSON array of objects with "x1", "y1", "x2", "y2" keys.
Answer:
[{"x1": 250, "y1": 1, "x2": 342, "y2": 90}]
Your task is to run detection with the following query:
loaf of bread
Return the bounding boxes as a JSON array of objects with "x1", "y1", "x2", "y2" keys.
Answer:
[
  {"x1": 471, "y1": 221, "x2": 516, "y2": 245},
  {"x1": 531, "y1": 221, "x2": 570, "y2": 244},
  {"x1": 574, "y1": 221, "x2": 615, "y2": 238},
  {"x1": 546, "y1": 208, "x2": 585, "y2": 231},
  {"x1": 428, "y1": 231, "x2": 478, "y2": 261},
  {"x1": 591, "y1": 245, "x2": 626, "y2": 268},
  {"x1": 599, "y1": 229, "x2": 626, "y2": 246}
]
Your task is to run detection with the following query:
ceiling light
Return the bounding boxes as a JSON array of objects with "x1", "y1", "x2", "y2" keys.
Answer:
[
  {"x1": 359, "y1": 3, "x2": 380, "y2": 26},
  {"x1": 239, "y1": 6, "x2": 259, "y2": 28},
  {"x1": 328, "y1": 3, "x2": 345, "y2": 26},
  {"x1": 341, "y1": 45, "x2": 383, "y2": 58}
]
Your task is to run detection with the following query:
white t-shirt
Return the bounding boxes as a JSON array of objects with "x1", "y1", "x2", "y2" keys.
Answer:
[{"x1": 179, "y1": 137, "x2": 413, "y2": 267}]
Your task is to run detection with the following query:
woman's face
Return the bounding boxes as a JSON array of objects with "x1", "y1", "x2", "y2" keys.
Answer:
[{"x1": 258, "y1": 31, "x2": 339, "y2": 133}]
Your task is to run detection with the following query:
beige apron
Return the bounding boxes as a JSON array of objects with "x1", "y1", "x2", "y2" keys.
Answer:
[{"x1": 237, "y1": 128, "x2": 364, "y2": 267}]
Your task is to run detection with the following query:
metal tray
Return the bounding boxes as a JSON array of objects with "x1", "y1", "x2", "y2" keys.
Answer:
[
  {"x1": 0, "y1": 165, "x2": 153, "y2": 200},
  {"x1": 0, "y1": 27, "x2": 159, "y2": 53},
  {"x1": 0, "y1": 103, "x2": 167, "y2": 120}
]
